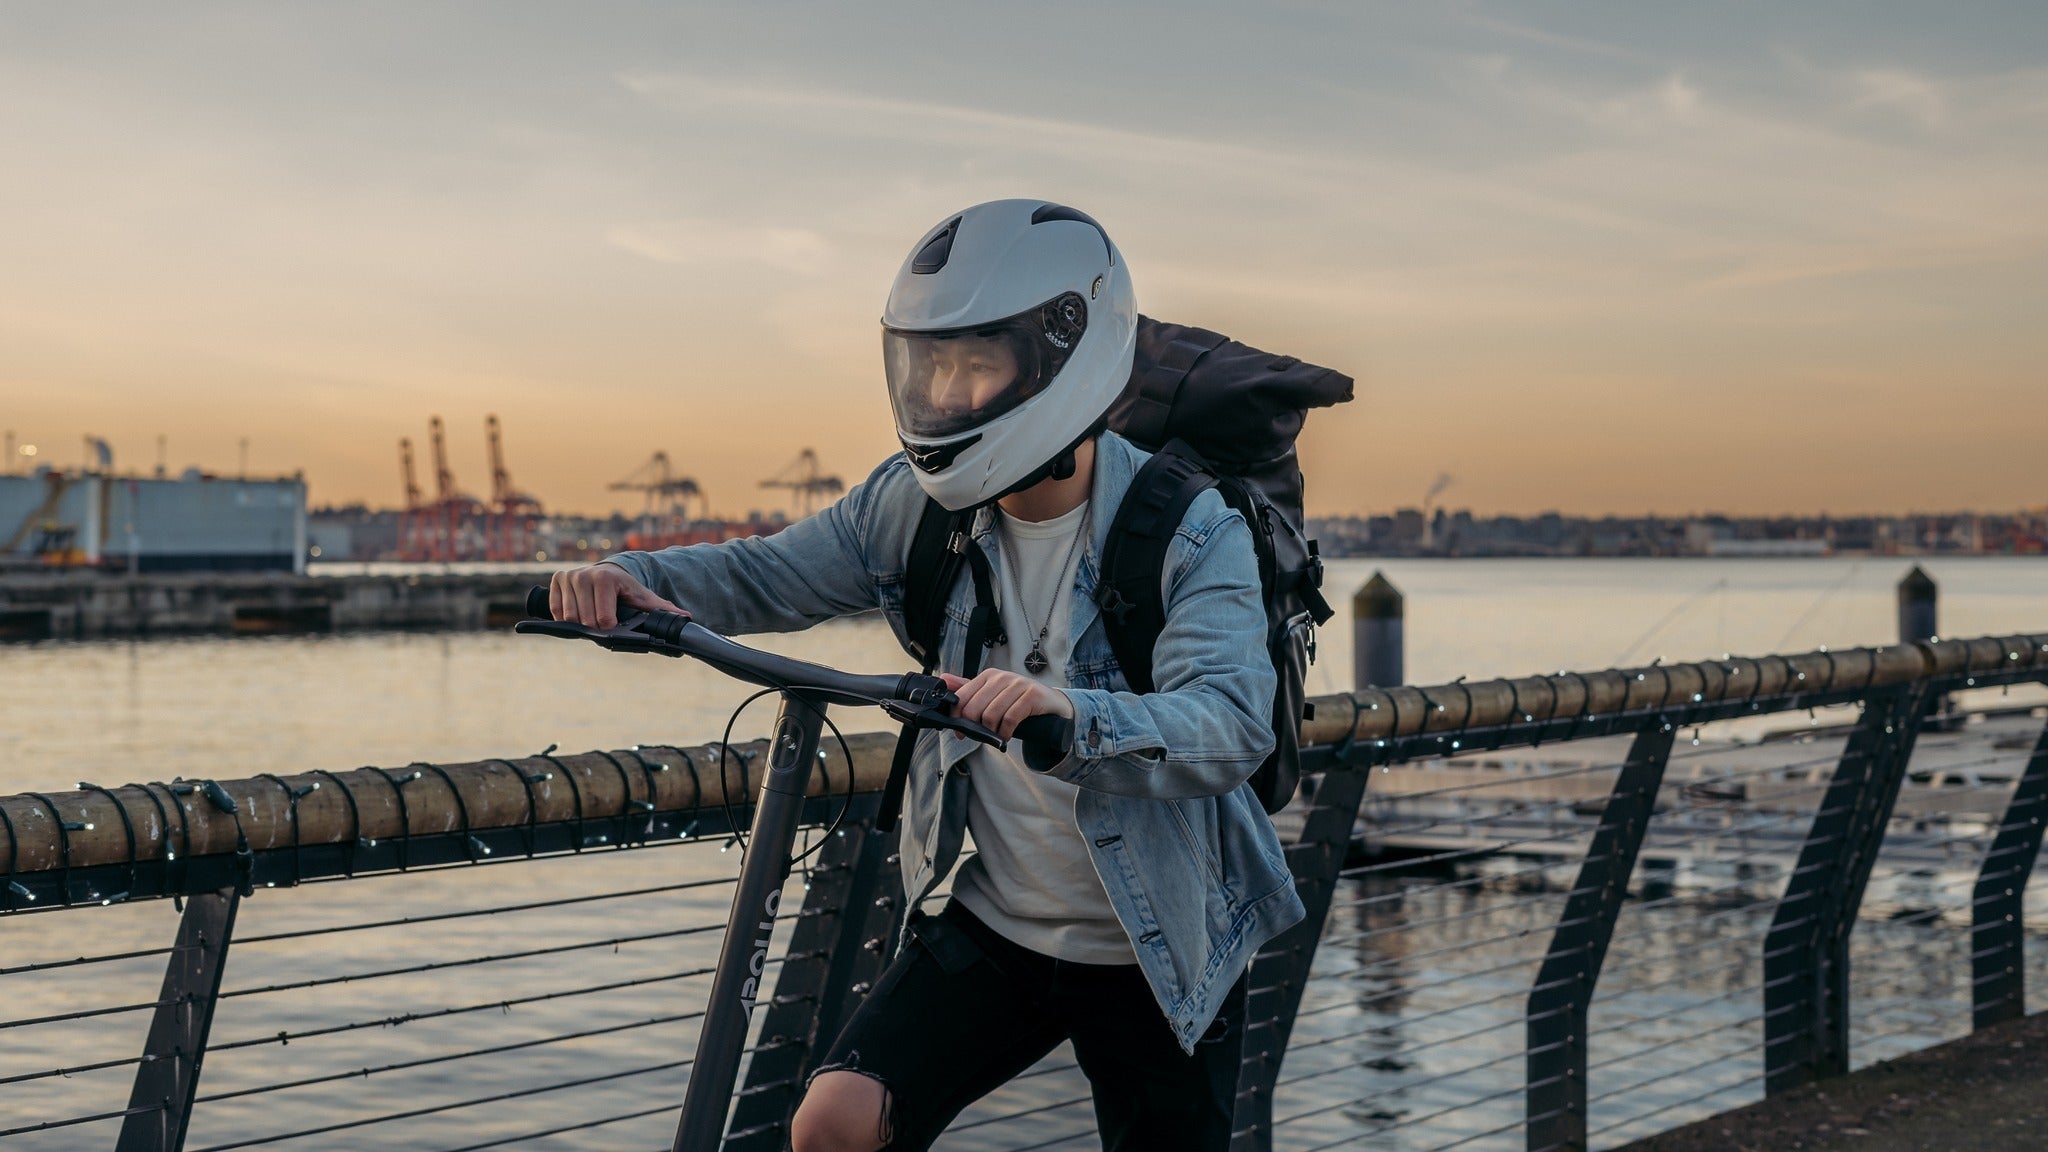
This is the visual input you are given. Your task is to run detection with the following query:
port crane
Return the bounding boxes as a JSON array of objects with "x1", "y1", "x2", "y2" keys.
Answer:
[
  {"x1": 759, "y1": 449, "x2": 842, "y2": 520},
  {"x1": 397, "y1": 438, "x2": 428, "y2": 559},
  {"x1": 611, "y1": 453, "x2": 706, "y2": 537},
  {"x1": 428, "y1": 416, "x2": 488, "y2": 561},
  {"x1": 485, "y1": 415, "x2": 544, "y2": 561},
  {"x1": 393, "y1": 417, "x2": 487, "y2": 562}
]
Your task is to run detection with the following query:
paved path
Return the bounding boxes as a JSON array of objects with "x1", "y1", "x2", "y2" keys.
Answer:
[{"x1": 1618, "y1": 1011, "x2": 2048, "y2": 1152}]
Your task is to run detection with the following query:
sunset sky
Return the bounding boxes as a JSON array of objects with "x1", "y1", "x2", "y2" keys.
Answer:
[{"x1": 3, "y1": 3, "x2": 2044, "y2": 518}]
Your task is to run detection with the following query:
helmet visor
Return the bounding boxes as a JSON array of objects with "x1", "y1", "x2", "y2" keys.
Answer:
[{"x1": 884, "y1": 294, "x2": 1087, "y2": 441}]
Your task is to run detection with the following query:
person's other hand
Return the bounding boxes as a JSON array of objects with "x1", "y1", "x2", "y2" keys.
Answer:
[
  {"x1": 550, "y1": 563, "x2": 682, "y2": 628},
  {"x1": 941, "y1": 670, "x2": 1074, "y2": 742}
]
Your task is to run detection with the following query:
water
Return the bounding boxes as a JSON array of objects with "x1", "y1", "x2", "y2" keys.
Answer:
[
  {"x1": 1, "y1": 557, "x2": 2043, "y2": 1149},
  {"x1": 6, "y1": 557, "x2": 2042, "y2": 797}
]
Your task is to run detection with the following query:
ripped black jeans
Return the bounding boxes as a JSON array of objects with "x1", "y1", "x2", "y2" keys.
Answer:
[{"x1": 807, "y1": 900, "x2": 1248, "y2": 1152}]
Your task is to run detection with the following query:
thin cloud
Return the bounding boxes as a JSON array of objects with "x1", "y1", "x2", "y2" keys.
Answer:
[
  {"x1": 1702, "y1": 233, "x2": 2048, "y2": 289},
  {"x1": 1455, "y1": 7, "x2": 1649, "y2": 63},
  {"x1": 616, "y1": 70, "x2": 1278, "y2": 170},
  {"x1": 1850, "y1": 69, "x2": 1949, "y2": 127},
  {"x1": 618, "y1": 68, "x2": 1696, "y2": 243},
  {"x1": 607, "y1": 219, "x2": 835, "y2": 276}
]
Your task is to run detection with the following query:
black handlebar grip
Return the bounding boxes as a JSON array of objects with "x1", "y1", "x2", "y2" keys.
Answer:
[
  {"x1": 638, "y1": 610, "x2": 691, "y2": 645},
  {"x1": 525, "y1": 586, "x2": 553, "y2": 620},
  {"x1": 1013, "y1": 715, "x2": 1073, "y2": 772},
  {"x1": 1014, "y1": 715, "x2": 1070, "y2": 747}
]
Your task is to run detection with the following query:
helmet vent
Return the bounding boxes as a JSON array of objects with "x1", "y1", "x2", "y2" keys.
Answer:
[
  {"x1": 910, "y1": 217, "x2": 962, "y2": 274},
  {"x1": 1030, "y1": 204, "x2": 1113, "y2": 263}
]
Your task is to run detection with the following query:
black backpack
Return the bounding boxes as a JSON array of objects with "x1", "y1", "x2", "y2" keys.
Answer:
[{"x1": 899, "y1": 317, "x2": 1354, "y2": 813}]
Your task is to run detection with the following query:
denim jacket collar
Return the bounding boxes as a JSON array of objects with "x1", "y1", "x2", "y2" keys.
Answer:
[{"x1": 964, "y1": 432, "x2": 1141, "y2": 663}]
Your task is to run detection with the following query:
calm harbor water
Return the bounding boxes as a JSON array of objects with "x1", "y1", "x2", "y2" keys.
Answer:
[
  {"x1": 1, "y1": 557, "x2": 2043, "y2": 1150},
  {"x1": 6, "y1": 556, "x2": 2044, "y2": 796}
]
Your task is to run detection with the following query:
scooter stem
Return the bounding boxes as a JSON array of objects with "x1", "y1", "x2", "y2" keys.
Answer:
[{"x1": 672, "y1": 691, "x2": 825, "y2": 1151}]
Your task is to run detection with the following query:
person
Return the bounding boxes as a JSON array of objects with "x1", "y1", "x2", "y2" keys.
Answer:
[{"x1": 551, "y1": 199, "x2": 1305, "y2": 1152}]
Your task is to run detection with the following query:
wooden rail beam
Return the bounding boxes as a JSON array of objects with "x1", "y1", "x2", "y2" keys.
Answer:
[{"x1": 1, "y1": 634, "x2": 2043, "y2": 892}]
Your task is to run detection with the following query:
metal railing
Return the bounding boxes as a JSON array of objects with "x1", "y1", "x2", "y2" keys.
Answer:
[{"x1": 1, "y1": 632, "x2": 2044, "y2": 1151}]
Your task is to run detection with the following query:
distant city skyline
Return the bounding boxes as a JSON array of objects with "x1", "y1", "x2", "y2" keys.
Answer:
[{"x1": 5, "y1": 3, "x2": 2045, "y2": 518}]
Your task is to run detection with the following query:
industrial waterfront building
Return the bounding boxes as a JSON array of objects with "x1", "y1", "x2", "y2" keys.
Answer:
[{"x1": 0, "y1": 469, "x2": 307, "y2": 574}]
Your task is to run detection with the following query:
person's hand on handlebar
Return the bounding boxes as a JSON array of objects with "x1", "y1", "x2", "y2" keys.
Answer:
[
  {"x1": 550, "y1": 562, "x2": 683, "y2": 629},
  {"x1": 941, "y1": 670, "x2": 1075, "y2": 742}
]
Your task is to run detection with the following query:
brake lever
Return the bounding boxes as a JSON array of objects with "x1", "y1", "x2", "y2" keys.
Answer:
[{"x1": 880, "y1": 699, "x2": 1005, "y2": 749}]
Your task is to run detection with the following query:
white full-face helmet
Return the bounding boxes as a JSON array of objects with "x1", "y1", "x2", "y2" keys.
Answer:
[{"x1": 883, "y1": 199, "x2": 1136, "y2": 511}]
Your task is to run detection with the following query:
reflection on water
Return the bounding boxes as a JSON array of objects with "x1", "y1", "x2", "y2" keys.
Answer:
[{"x1": 1261, "y1": 859, "x2": 2048, "y2": 1152}]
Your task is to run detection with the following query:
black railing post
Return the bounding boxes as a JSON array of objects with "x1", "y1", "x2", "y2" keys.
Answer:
[
  {"x1": 799, "y1": 825, "x2": 903, "y2": 1076},
  {"x1": 1526, "y1": 720, "x2": 1678, "y2": 1152},
  {"x1": 117, "y1": 887, "x2": 241, "y2": 1152},
  {"x1": 1762, "y1": 685, "x2": 1932, "y2": 1094},
  {"x1": 724, "y1": 799, "x2": 899, "y2": 1150},
  {"x1": 1971, "y1": 716, "x2": 2048, "y2": 1030},
  {"x1": 1232, "y1": 748, "x2": 1364, "y2": 1152}
]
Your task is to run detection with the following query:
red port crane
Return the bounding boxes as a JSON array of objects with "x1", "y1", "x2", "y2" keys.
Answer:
[
  {"x1": 759, "y1": 449, "x2": 843, "y2": 520},
  {"x1": 485, "y1": 415, "x2": 544, "y2": 561},
  {"x1": 417, "y1": 416, "x2": 485, "y2": 562},
  {"x1": 397, "y1": 438, "x2": 429, "y2": 559}
]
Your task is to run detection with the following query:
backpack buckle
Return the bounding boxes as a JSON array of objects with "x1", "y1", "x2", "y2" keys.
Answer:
[{"x1": 1094, "y1": 585, "x2": 1137, "y2": 625}]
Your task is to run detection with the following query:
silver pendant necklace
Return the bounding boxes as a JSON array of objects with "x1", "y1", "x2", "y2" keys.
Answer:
[{"x1": 1006, "y1": 505, "x2": 1091, "y2": 676}]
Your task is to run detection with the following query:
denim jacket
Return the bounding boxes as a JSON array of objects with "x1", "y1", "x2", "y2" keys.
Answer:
[{"x1": 602, "y1": 432, "x2": 1305, "y2": 1051}]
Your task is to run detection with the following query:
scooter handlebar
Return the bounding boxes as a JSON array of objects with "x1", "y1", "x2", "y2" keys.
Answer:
[
  {"x1": 1013, "y1": 714, "x2": 1072, "y2": 752},
  {"x1": 522, "y1": 584, "x2": 983, "y2": 719},
  {"x1": 520, "y1": 586, "x2": 1067, "y2": 756}
]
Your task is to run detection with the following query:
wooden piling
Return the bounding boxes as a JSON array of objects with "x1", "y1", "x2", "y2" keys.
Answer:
[{"x1": 1352, "y1": 570, "x2": 1404, "y2": 690}]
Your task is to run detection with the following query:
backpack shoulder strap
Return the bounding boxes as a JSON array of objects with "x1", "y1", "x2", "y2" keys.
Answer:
[
  {"x1": 883, "y1": 497, "x2": 989, "y2": 836},
  {"x1": 902, "y1": 497, "x2": 965, "y2": 671},
  {"x1": 1093, "y1": 440, "x2": 1217, "y2": 694}
]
